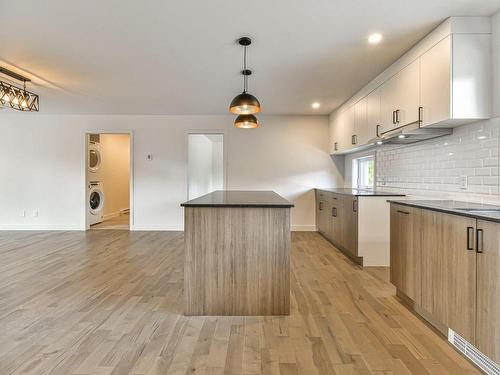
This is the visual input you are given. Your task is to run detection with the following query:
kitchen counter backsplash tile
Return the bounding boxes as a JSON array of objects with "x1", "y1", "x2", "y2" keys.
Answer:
[{"x1": 374, "y1": 118, "x2": 499, "y2": 202}]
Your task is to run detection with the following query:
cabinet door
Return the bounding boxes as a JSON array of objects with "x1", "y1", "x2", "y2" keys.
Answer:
[
  {"x1": 329, "y1": 113, "x2": 342, "y2": 153},
  {"x1": 341, "y1": 196, "x2": 358, "y2": 257},
  {"x1": 379, "y1": 75, "x2": 399, "y2": 133},
  {"x1": 342, "y1": 106, "x2": 355, "y2": 151},
  {"x1": 475, "y1": 220, "x2": 500, "y2": 363},
  {"x1": 330, "y1": 200, "x2": 343, "y2": 246},
  {"x1": 396, "y1": 59, "x2": 420, "y2": 126},
  {"x1": 317, "y1": 198, "x2": 329, "y2": 235},
  {"x1": 420, "y1": 36, "x2": 451, "y2": 127},
  {"x1": 390, "y1": 204, "x2": 422, "y2": 304},
  {"x1": 366, "y1": 88, "x2": 381, "y2": 140},
  {"x1": 354, "y1": 98, "x2": 368, "y2": 146},
  {"x1": 420, "y1": 210, "x2": 476, "y2": 343}
]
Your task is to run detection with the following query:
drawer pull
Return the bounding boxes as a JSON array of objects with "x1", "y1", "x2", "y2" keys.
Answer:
[
  {"x1": 466, "y1": 226, "x2": 474, "y2": 251},
  {"x1": 476, "y1": 229, "x2": 483, "y2": 253},
  {"x1": 331, "y1": 207, "x2": 337, "y2": 217},
  {"x1": 397, "y1": 210, "x2": 409, "y2": 215}
]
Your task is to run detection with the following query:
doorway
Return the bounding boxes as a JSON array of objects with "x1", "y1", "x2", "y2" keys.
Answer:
[
  {"x1": 85, "y1": 132, "x2": 132, "y2": 230},
  {"x1": 187, "y1": 133, "x2": 224, "y2": 199}
]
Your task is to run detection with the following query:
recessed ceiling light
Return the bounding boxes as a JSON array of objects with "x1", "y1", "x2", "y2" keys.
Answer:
[
  {"x1": 398, "y1": 134, "x2": 406, "y2": 139},
  {"x1": 368, "y1": 33, "x2": 383, "y2": 45},
  {"x1": 312, "y1": 102, "x2": 320, "y2": 109}
]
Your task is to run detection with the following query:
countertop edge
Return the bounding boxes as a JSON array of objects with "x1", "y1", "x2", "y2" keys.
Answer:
[
  {"x1": 181, "y1": 203, "x2": 294, "y2": 208},
  {"x1": 387, "y1": 200, "x2": 500, "y2": 224},
  {"x1": 316, "y1": 188, "x2": 406, "y2": 197}
]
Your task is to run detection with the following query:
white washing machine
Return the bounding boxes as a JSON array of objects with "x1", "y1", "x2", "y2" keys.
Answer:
[
  {"x1": 88, "y1": 139, "x2": 102, "y2": 182},
  {"x1": 88, "y1": 182, "x2": 104, "y2": 225}
]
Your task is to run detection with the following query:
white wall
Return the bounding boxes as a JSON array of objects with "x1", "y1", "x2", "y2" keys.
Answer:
[
  {"x1": 100, "y1": 134, "x2": 130, "y2": 218},
  {"x1": 187, "y1": 134, "x2": 223, "y2": 199},
  {"x1": 0, "y1": 115, "x2": 340, "y2": 230}
]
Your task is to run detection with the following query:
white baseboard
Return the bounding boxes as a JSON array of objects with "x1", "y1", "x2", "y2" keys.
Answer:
[
  {"x1": 103, "y1": 209, "x2": 130, "y2": 221},
  {"x1": 291, "y1": 225, "x2": 317, "y2": 232},
  {"x1": 0, "y1": 224, "x2": 85, "y2": 231},
  {"x1": 130, "y1": 224, "x2": 184, "y2": 231}
]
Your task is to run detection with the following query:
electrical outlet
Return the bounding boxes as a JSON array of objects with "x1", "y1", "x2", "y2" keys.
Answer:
[
  {"x1": 33, "y1": 209, "x2": 39, "y2": 217},
  {"x1": 459, "y1": 176, "x2": 468, "y2": 189}
]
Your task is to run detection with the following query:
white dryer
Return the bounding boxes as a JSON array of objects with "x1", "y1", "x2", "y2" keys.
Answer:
[
  {"x1": 88, "y1": 182, "x2": 104, "y2": 225},
  {"x1": 88, "y1": 140, "x2": 102, "y2": 182}
]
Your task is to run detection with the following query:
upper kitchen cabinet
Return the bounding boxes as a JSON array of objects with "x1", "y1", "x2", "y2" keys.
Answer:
[
  {"x1": 366, "y1": 88, "x2": 381, "y2": 139},
  {"x1": 379, "y1": 59, "x2": 420, "y2": 133},
  {"x1": 330, "y1": 17, "x2": 491, "y2": 155},
  {"x1": 420, "y1": 33, "x2": 491, "y2": 127}
]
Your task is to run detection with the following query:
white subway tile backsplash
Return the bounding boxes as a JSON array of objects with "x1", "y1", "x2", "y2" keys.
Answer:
[{"x1": 373, "y1": 118, "x2": 500, "y2": 203}]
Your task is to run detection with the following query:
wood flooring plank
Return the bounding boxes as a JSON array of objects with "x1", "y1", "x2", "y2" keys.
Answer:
[{"x1": 0, "y1": 230, "x2": 481, "y2": 375}]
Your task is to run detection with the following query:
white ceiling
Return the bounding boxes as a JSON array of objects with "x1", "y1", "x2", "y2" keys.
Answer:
[{"x1": 1, "y1": 0, "x2": 498, "y2": 115}]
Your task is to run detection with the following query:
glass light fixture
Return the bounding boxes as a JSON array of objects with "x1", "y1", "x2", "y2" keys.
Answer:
[
  {"x1": 229, "y1": 37, "x2": 261, "y2": 115},
  {"x1": 234, "y1": 114, "x2": 259, "y2": 129},
  {"x1": 0, "y1": 67, "x2": 39, "y2": 112}
]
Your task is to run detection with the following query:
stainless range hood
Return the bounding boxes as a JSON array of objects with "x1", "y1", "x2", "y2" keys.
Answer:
[{"x1": 368, "y1": 120, "x2": 453, "y2": 145}]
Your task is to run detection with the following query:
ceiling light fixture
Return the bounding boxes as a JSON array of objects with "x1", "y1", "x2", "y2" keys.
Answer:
[
  {"x1": 234, "y1": 114, "x2": 259, "y2": 129},
  {"x1": 230, "y1": 37, "x2": 261, "y2": 128},
  {"x1": 312, "y1": 102, "x2": 320, "y2": 109},
  {"x1": 0, "y1": 67, "x2": 39, "y2": 112},
  {"x1": 368, "y1": 33, "x2": 383, "y2": 45}
]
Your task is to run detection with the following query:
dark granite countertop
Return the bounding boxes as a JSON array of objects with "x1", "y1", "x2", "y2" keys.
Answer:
[
  {"x1": 316, "y1": 188, "x2": 405, "y2": 197},
  {"x1": 181, "y1": 190, "x2": 294, "y2": 208},
  {"x1": 387, "y1": 199, "x2": 500, "y2": 223}
]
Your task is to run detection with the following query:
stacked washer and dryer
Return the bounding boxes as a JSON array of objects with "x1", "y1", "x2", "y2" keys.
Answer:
[{"x1": 87, "y1": 134, "x2": 105, "y2": 226}]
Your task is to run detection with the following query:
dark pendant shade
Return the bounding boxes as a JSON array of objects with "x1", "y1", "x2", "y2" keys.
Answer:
[
  {"x1": 229, "y1": 92, "x2": 261, "y2": 115},
  {"x1": 234, "y1": 114, "x2": 259, "y2": 129}
]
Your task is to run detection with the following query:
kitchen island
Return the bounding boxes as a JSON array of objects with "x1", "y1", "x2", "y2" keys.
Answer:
[{"x1": 181, "y1": 190, "x2": 294, "y2": 316}]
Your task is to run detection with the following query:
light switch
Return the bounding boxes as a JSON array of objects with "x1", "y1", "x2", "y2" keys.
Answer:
[{"x1": 459, "y1": 176, "x2": 468, "y2": 189}]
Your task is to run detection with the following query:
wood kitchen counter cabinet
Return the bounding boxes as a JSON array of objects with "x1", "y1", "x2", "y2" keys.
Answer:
[
  {"x1": 181, "y1": 190, "x2": 293, "y2": 316},
  {"x1": 389, "y1": 200, "x2": 500, "y2": 367},
  {"x1": 315, "y1": 188, "x2": 405, "y2": 266}
]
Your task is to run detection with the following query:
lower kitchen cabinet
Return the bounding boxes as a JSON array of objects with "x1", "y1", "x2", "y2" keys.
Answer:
[
  {"x1": 420, "y1": 209, "x2": 477, "y2": 344},
  {"x1": 316, "y1": 189, "x2": 402, "y2": 266},
  {"x1": 390, "y1": 204, "x2": 422, "y2": 304},
  {"x1": 390, "y1": 202, "x2": 500, "y2": 366},
  {"x1": 476, "y1": 220, "x2": 500, "y2": 363},
  {"x1": 342, "y1": 195, "x2": 358, "y2": 259}
]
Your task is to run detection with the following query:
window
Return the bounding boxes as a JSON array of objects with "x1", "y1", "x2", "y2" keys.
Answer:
[{"x1": 353, "y1": 156, "x2": 374, "y2": 190}]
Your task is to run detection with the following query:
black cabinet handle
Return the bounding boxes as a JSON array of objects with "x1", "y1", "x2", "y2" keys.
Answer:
[
  {"x1": 376, "y1": 125, "x2": 381, "y2": 137},
  {"x1": 392, "y1": 111, "x2": 396, "y2": 124},
  {"x1": 466, "y1": 226, "x2": 474, "y2": 251},
  {"x1": 352, "y1": 200, "x2": 357, "y2": 212},
  {"x1": 351, "y1": 135, "x2": 356, "y2": 145},
  {"x1": 395, "y1": 109, "x2": 400, "y2": 124},
  {"x1": 319, "y1": 202, "x2": 323, "y2": 211},
  {"x1": 418, "y1": 106, "x2": 423, "y2": 124},
  {"x1": 334, "y1": 142, "x2": 338, "y2": 151},
  {"x1": 331, "y1": 207, "x2": 337, "y2": 217},
  {"x1": 397, "y1": 210, "x2": 409, "y2": 215},
  {"x1": 476, "y1": 229, "x2": 483, "y2": 253}
]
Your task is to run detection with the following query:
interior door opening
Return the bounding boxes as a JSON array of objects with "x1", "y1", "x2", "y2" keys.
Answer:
[
  {"x1": 187, "y1": 133, "x2": 224, "y2": 200},
  {"x1": 86, "y1": 132, "x2": 132, "y2": 230}
]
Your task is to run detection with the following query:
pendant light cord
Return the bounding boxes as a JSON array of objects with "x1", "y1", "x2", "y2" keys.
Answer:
[{"x1": 243, "y1": 45, "x2": 248, "y2": 93}]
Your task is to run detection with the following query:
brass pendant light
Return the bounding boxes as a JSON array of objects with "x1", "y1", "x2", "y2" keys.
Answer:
[
  {"x1": 234, "y1": 114, "x2": 259, "y2": 129},
  {"x1": 229, "y1": 37, "x2": 261, "y2": 117}
]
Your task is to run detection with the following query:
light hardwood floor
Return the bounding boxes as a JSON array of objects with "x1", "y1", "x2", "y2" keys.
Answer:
[{"x1": 0, "y1": 231, "x2": 480, "y2": 375}]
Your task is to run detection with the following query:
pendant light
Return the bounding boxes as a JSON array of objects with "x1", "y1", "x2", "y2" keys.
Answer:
[
  {"x1": 0, "y1": 67, "x2": 39, "y2": 112},
  {"x1": 229, "y1": 37, "x2": 261, "y2": 116},
  {"x1": 234, "y1": 114, "x2": 259, "y2": 129}
]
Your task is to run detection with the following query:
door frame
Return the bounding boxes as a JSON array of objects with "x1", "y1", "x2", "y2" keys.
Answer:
[
  {"x1": 84, "y1": 130, "x2": 134, "y2": 230},
  {"x1": 185, "y1": 129, "x2": 227, "y2": 201}
]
